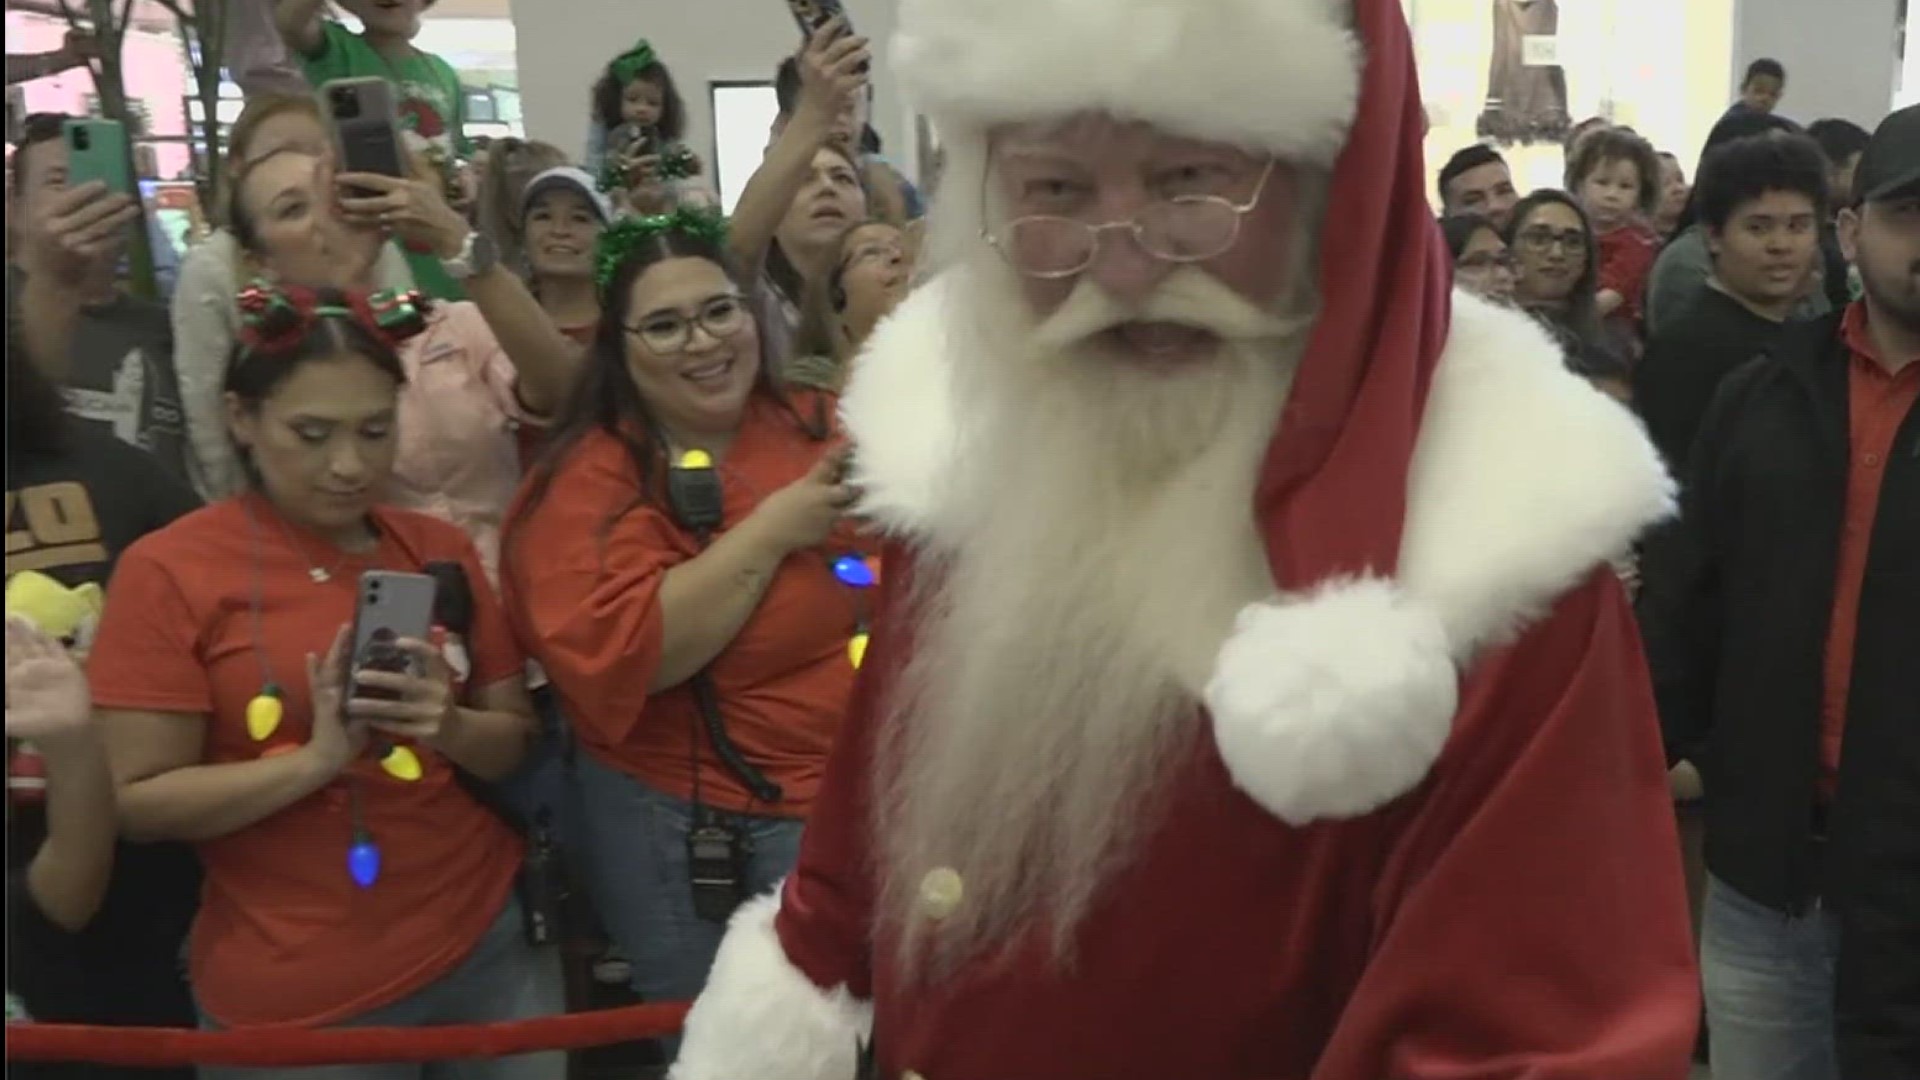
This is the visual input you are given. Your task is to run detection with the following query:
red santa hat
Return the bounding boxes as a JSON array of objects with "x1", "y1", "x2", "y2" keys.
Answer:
[{"x1": 869, "y1": 0, "x2": 1462, "y2": 825}]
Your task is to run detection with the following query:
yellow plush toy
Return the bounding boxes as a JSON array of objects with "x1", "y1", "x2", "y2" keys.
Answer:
[{"x1": 5, "y1": 571, "x2": 105, "y2": 653}]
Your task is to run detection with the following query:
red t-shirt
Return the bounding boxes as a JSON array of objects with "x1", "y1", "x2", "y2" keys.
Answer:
[
  {"x1": 502, "y1": 395, "x2": 868, "y2": 816},
  {"x1": 1820, "y1": 303, "x2": 1920, "y2": 793},
  {"x1": 86, "y1": 495, "x2": 526, "y2": 1028},
  {"x1": 1596, "y1": 221, "x2": 1660, "y2": 332}
]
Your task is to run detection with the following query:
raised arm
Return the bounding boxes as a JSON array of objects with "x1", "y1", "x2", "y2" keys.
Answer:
[
  {"x1": 335, "y1": 169, "x2": 583, "y2": 416},
  {"x1": 6, "y1": 621, "x2": 117, "y2": 931},
  {"x1": 273, "y1": 0, "x2": 328, "y2": 58},
  {"x1": 729, "y1": 21, "x2": 871, "y2": 275}
]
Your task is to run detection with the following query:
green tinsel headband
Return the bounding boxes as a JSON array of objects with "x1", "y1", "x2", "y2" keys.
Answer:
[
  {"x1": 595, "y1": 207, "x2": 732, "y2": 293},
  {"x1": 609, "y1": 40, "x2": 660, "y2": 85},
  {"x1": 596, "y1": 141, "x2": 700, "y2": 195}
]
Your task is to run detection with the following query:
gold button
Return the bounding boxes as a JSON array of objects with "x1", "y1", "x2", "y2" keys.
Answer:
[{"x1": 918, "y1": 867, "x2": 964, "y2": 922}]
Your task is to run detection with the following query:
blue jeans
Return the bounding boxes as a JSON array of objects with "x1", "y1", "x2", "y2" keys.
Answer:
[
  {"x1": 197, "y1": 897, "x2": 565, "y2": 1080},
  {"x1": 573, "y1": 753, "x2": 805, "y2": 1056},
  {"x1": 1701, "y1": 874, "x2": 1841, "y2": 1080}
]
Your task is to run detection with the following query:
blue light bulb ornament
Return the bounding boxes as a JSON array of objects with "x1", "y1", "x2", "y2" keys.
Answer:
[
  {"x1": 348, "y1": 832, "x2": 382, "y2": 889},
  {"x1": 833, "y1": 555, "x2": 876, "y2": 589}
]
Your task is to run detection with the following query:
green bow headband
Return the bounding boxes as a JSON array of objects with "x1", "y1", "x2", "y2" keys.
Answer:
[
  {"x1": 595, "y1": 207, "x2": 731, "y2": 293},
  {"x1": 610, "y1": 39, "x2": 660, "y2": 85}
]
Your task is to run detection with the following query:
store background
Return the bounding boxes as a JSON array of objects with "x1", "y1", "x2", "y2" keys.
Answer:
[{"x1": 3, "y1": 0, "x2": 1913, "y2": 213}]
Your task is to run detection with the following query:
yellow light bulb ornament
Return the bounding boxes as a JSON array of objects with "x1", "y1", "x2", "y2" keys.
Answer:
[
  {"x1": 246, "y1": 685, "x2": 284, "y2": 741},
  {"x1": 381, "y1": 746, "x2": 424, "y2": 782},
  {"x1": 679, "y1": 449, "x2": 712, "y2": 469},
  {"x1": 848, "y1": 631, "x2": 870, "y2": 670}
]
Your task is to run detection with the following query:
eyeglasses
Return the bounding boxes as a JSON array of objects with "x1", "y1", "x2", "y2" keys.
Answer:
[
  {"x1": 1516, "y1": 227, "x2": 1589, "y2": 256},
  {"x1": 625, "y1": 294, "x2": 750, "y2": 353},
  {"x1": 1458, "y1": 251, "x2": 1518, "y2": 273},
  {"x1": 984, "y1": 159, "x2": 1278, "y2": 280}
]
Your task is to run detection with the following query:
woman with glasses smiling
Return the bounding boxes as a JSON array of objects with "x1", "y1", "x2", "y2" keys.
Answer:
[
  {"x1": 1506, "y1": 189, "x2": 1633, "y2": 400},
  {"x1": 499, "y1": 210, "x2": 871, "y2": 1049}
]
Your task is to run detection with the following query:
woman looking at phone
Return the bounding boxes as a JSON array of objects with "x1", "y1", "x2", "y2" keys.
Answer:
[
  {"x1": 85, "y1": 284, "x2": 560, "y2": 1076},
  {"x1": 501, "y1": 213, "x2": 869, "y2": 1046}
]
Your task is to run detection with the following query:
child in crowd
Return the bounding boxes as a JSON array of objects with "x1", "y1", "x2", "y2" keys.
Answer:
[
  {"x1": 586, "y1": 39, "x2": 708, "y2": 212},
  {"x1": 1566, "y1": 127, "x2": 1664, "y2": 340},
  {"x1": 273, "y1": 0, "x2": 470, "y2": 300}
]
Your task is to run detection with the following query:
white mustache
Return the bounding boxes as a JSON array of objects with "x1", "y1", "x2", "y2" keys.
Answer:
[{"x1": 1030, "y1": 268, "x2": 1303, "y2": 353}]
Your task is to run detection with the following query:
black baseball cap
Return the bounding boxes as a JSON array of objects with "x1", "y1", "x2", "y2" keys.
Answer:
[{"x1": 1853, "y1": 104, "x2": 1920, "y2": 204}]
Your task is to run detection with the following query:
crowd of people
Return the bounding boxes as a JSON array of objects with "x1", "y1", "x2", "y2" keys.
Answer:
[{"x1": 4, "y1": 2, "x2": 1916, "y2": 1079}]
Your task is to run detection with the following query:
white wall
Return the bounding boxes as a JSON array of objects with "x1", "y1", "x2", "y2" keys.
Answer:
[
  {"x1": 510, "y1": 0, "x2": 909, "y2": 176},
  {"x1": 1732, "y1": 0, "x2": 1902, "y2": 126}
]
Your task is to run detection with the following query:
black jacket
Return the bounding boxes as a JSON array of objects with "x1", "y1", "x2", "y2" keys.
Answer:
[
  {"x1": 1634, "y1": 286, "x2": 1792, "y2": 473},
  {"x1": 1635, "y1": 311, "x2": 1919, "y2": 1075}
]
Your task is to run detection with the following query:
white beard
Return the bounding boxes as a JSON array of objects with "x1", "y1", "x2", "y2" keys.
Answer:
[{"x1": 875, "y1": 263, "x2": 1307, "y2": 981}]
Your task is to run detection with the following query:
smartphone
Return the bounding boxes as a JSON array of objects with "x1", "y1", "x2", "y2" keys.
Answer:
[
  {"x1": 346, "y1": 571, "x2": 438, "y2": 701},
  {"x1": 323, "y1": 78, "x2": 406, "y2": 188},
  {"x1": 785, "y1": 0, "x2": 848, "y2": 36},
  {"x1": 62, "y1": 118, "x2": 133, "y2": 196},
  {"x1": 786, "y1": 0, "x2": 867, "y2": 73}
]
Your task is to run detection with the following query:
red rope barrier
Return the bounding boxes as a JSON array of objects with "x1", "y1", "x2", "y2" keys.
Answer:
[{"x1": 4, "y1": 1001, "x2": 690, "y2": 1068}]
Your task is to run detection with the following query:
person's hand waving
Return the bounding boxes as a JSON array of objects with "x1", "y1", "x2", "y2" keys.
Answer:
[{"x1": 5, "y1": 618, "x2": 93, "y2": 750}]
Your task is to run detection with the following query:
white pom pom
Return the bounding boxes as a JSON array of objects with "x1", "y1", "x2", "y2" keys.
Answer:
[{"x1": 1204, "y1": 578, "x2": 1459, "y2": 827}]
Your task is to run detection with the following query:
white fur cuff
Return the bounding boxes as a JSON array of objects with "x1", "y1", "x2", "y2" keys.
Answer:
[
  {"x1": 1204, "y1": 578, "x2": 1459, "y2": 826},
  {"x1": 670, "y1": 891, "x2": 873, "y2": 1080}
]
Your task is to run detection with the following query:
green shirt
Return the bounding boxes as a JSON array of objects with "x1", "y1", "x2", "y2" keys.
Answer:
[{"x1": 301, "y1": 20, "x2": 468, "y2": 300}]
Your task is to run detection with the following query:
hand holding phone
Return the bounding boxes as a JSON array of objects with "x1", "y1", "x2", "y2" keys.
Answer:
[
  {"x1": 342, "y1": 572, "x2": 460, "y2": 746},
  {"x1": 23, "y1": 181, "x2": 141, "y2": 287},
  {"x1": 793, "y1": 18, "x2": 872, "y2": 130}
]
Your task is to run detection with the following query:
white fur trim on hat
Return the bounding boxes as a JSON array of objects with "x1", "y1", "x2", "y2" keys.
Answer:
[
  {"x1": 891, "y1": 0, "x2": 1362, "y2": 165},
  {"x1": 670, "y1": 891, "x2": 872, "y2": 1080}
]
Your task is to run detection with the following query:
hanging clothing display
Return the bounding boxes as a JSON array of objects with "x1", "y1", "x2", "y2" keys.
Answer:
[{"x1": 1478, "y1": 0, "x2": 1572, "y2": 145}]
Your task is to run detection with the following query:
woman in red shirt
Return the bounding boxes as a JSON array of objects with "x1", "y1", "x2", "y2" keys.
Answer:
[
  {"x1": 86, "y1": 285, "x2": 560, "y2": 1078},
  {"x1": 501, "y1": 212, "x2": 864, "y2": 1047}
]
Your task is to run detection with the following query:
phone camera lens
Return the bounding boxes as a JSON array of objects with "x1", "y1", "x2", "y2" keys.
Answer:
[{"x1": 72, "y1": 129, "x2": 90, "y2": 151}]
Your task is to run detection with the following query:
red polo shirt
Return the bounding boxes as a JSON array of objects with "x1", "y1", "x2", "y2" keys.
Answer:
[{"x1": 1820, "y1": 302, "x2": 1920, "y2": 793}]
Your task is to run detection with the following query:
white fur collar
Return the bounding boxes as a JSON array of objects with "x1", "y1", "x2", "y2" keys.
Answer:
[{"x1": 840, "y1": 283, "x2": 1675, "y2": 825}]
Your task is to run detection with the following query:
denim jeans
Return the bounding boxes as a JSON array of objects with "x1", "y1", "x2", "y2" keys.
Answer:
[
  {"x1": 197, "y1": 896, "x2": 565, "y2": 1080},
  {"x1": 1701, "y1": 874, "x2": 1842, "y2": 1080},
  {"x1": 573, "y1": 753, "x2": 805, "y2": 1057}
]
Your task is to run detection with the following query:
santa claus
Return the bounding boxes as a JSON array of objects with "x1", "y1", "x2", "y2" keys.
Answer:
[{"x1": 672, "y1": 0, "x2": 1700, "y2": 1077}]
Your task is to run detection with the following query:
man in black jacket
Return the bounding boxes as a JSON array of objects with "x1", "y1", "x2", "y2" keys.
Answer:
[
  {"x1": 1638, "y1": 103, "x2": 1919, "y2": 1080},
  {"x1": 1635, "y1": 131, "x2": 1830, "y2": 472}
]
